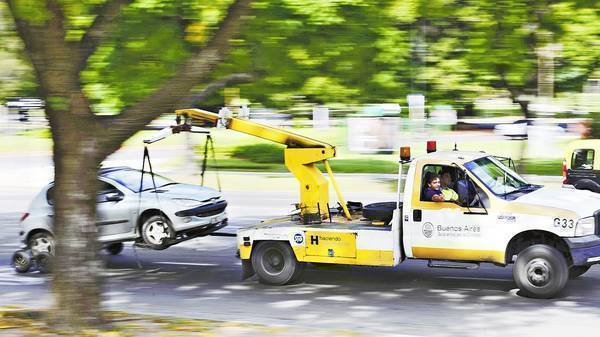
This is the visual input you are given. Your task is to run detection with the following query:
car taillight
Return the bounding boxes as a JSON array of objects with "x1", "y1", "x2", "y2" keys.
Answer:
[
  {"x1": 20, "y1": 213, "x2": 29, "y2": 222},
  {"x1": 562, "y1": 159, "x2": 568, "y2": 184}
]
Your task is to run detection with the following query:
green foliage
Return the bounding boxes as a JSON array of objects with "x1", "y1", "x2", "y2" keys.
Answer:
[
  {"x1": 231, "y1": 143, "x2": 285, "y2": 163},
  {"x1": 0, "y1": 2, "x2": 37, "y2": 99},
  {"x1": 1, "y1": 0, "x2": 599, "y2": 112}
]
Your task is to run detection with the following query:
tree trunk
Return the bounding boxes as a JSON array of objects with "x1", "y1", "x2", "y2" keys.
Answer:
[{"x1": 49, "y1": 95, "x2": 105, "y2": 329}]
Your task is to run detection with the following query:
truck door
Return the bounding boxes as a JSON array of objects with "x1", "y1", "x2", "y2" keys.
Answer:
[{"x1": 407, "y1": 165, "x2": 503, "y2": 263}]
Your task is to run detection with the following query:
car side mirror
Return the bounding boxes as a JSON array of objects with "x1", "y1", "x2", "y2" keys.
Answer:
[{"x1": 105, "y1": 192, "x2": 123, "y2": 202}]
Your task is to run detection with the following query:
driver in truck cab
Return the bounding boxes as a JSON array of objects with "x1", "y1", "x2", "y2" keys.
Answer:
[{"x1": 440, "y1": 167, "x2": 459, "y2": 202}]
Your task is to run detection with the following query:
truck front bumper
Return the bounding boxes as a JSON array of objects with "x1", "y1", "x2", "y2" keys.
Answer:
[{"x1": 564, "y1": 235, "x2": 600, "y2": 266}]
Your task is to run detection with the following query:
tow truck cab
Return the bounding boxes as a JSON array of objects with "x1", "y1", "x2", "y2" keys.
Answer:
[{"x1": 239, "y1": 149, "x2": 600, "y2": 298}]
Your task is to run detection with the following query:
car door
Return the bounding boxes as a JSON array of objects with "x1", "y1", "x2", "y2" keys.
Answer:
[
  {"x1": 407, "y1": 164, "x2": 502, "y2": 263},
  {"x1": 95, "y1": 179, "x2": 132, "y2": 238}
]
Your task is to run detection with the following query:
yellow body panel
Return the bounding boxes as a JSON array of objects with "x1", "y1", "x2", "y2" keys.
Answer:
[
  {"x1": 294, "y1": 246, "x2": 394, "y2": 266},
  {"x1": 239, "y1": 244, "x2": 252, "y2": 259},
  {"x1": 304, "y1": 231, "x2": 357, "y2": 258},
  {"x1": 412, "y1": 247, "x2": 505, "y2": 264}
]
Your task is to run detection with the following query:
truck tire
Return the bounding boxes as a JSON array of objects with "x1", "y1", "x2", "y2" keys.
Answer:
[
  {"x1": 513, "y1": 244, "x2": 568, "y2": 299},
  {"x1": 569, "y1": 265, "x2": 591, "y2": 279},
  {"x1": 362, "y1": 202, "x2": 398, "y2": 222},
  {"x1": 252, "y1": 241, "x2": 303, "y2": 285}
]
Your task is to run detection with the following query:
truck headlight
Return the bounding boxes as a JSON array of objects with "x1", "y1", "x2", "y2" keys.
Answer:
[
  {"x1": 171, "y1": 198, "x2": 201, "y2": 208},
  {"x1": 575, "y1": 217, "x2": 595, "y2": 237}
]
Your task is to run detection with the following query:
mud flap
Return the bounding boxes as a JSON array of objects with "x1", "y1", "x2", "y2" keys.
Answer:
[{"x1": 241, "y1": 259, "x2": 255, "y2": 280}]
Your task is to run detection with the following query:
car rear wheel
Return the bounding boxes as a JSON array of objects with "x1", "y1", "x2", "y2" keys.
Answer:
[
  {"x1": 513, "y1": 244, "x2": 568, "y2": 299},
  {"x1": 141, "y1": 215, "x2": 174, "y2": 250},
  {"x1": 252, "y1": 241, "x2": 304, "y2": 285},
  {"x1": 36, "y1": 252, "x2": 53, "y2": 274},
  {"x1": 28, "y1": 232, "x2": 55, "y2": 255},
  {"x1": 106, "y1": 243, "x2": 124, "y2": 255}
]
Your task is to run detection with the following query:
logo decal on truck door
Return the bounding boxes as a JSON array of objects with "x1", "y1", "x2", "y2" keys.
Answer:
[{"x1": 423, "y1": 222, "x2": 434, "y2": 238}]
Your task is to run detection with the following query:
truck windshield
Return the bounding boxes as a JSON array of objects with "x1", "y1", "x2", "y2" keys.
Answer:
[{"x1": 464, "y1": 156, "x2": 535, "y2": 196}]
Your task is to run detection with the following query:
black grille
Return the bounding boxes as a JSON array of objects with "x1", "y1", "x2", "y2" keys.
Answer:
[{"x1": 196, "y1": 207, "x2": 225, "y2": 218}]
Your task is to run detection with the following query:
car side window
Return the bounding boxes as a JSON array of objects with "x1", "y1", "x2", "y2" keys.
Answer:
[
  {"x1": 571, "y1": 149, "x2": 594, "y2": 170},
  {"x1": 46, "y1": 186, "x2": 55, "y2": 205},
  {"x1": 97, "y1": 180, "x2": 122, "y2": 203}
]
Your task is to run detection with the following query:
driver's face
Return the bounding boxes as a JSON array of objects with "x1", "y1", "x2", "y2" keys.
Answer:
[{"x1": 441, "y1": 173, "x2": 452, "y2": 186}]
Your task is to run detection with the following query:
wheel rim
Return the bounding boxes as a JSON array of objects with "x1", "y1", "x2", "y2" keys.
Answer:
[
  {"x1": 144, "y1": 220, "x2": 170, "y2": 245},
  {"x1": 31, "y1": 236, "x2": 54, "y2": 254},
  {"x1": 261, "y1": 247, "x2": 285, "y2": 276},
  {"x1": 525, "y1": 258, "x2": 552, "y2": 287},
  {"x1": 14, "y1": 253, "x2": 28, "y2": 267}
]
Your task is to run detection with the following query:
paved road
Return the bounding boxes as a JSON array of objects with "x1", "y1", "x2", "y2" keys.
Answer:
[{"x1": 1, "y1": 198, "x2": 600, "y2": 337}]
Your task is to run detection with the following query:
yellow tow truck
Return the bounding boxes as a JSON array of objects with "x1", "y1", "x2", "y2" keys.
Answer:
[{"x1": 174, "y1": 108, "x2": 600, "y2": 299}]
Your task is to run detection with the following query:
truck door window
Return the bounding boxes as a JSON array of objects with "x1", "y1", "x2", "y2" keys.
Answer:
[
  {"x1": 571, "y1": 149, "x2": 594, "y2": 170},
  {"x1": 421, "y1": 165, "x2": 460, "y2": 203}
]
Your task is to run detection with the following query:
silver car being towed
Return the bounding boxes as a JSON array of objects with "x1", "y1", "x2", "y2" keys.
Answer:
[{"x1": 19, "y1": 166, "x2": 228, "y2": 255}]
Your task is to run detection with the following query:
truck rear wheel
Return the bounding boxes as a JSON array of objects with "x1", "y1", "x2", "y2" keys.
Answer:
[
  {"x1": 252, "y1": 241, "x2": 303, "y2": 285},
  {"x1": 513, "y1": 244, "x2": 568, "y2": 299}
]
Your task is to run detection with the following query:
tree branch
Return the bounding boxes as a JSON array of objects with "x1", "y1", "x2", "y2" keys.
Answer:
[
  {"x1": 98, "y1": 0, "x2": 252, "y2": 157},
  {"x1": 178, "y1": 73, "x2": 254, "y2": 107},
  {"x1": 77, "y1": 0, "x2": 133, "y2": 72}
]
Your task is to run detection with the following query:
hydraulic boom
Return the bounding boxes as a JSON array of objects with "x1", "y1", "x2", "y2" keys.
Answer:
[{"x1": 175, "y1": 108, "x2": 351, "y2": 223}]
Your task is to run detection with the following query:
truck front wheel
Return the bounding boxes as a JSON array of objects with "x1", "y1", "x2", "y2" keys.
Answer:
[
  {"x1": 513, "y1": 244, "x2": 568, "y2": 299},
  {"x1": 252, "y1": 241, "x2": 304, "y2": 285}
]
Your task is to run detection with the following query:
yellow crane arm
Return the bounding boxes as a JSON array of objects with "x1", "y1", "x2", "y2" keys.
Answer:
[{"x1": 175, "y1": 108, "x2": 351, "y2": 222}]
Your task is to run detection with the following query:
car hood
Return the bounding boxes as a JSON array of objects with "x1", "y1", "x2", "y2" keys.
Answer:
[
  {"x1": 515, "y1": 187, "x2": 600, "y2": 218},
  {"x1": 142, "y1": 183, "x2": 221, "y2": 201}
]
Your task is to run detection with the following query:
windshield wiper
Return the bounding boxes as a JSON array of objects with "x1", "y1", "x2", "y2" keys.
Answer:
[
  {"x1": 503, "y1": 184, "x2": 539, "y2": 196},
  {"x1": 139, "y1": 182, "x2": 178, "y2": 192}
]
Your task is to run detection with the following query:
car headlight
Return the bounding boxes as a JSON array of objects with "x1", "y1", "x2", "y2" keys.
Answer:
[
  {"x1": 171, "y1": 198, "x2": 201, "y2": 208},
  {"x1": 575, "y1": 216, "x2": 595, "y2": 237}
]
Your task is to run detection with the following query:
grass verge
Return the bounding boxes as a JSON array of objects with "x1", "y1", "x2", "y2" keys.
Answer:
[{"x1": 0, "y1": 307, "x2": 354, "y2": 337}]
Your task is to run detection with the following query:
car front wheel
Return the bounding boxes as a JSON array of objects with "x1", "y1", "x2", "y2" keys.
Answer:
[
  {"x1": 513, "y1": 244, "x2": 568, "y2": 299},
  {"x1": 140, "y1": 215, "x2": 174, "y2": 250}
]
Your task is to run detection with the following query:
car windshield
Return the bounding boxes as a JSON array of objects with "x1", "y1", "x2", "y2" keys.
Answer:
[
  {"x1": 103, "y1": 169, "x2": 176, "y2": 192},
  {"x1": 464, "y1": 156, "x2": 533, "y2": 196}
]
